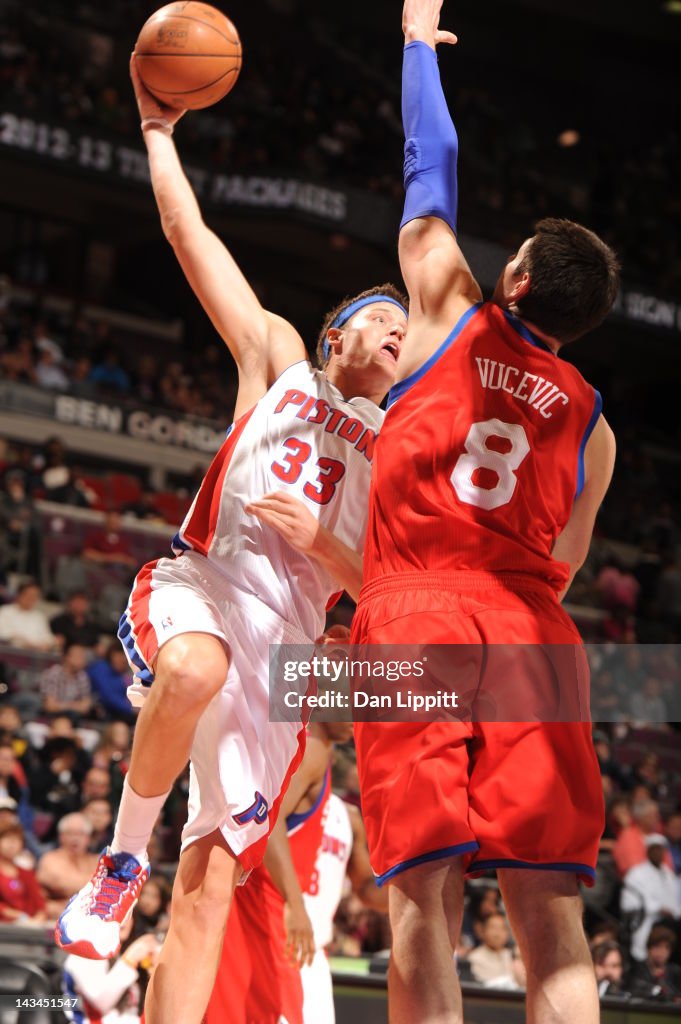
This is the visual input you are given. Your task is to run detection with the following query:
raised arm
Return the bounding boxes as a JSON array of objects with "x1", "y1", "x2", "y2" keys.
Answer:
[
  {"x1": 398, "y1": 1, "x2": 481, "y2": 373},
  {"x1": 552, "y1": 414, "x2": 616, "y2": 601},
  {"x1": 130, "y1": 57, "x2": 305, "y2": 416}
]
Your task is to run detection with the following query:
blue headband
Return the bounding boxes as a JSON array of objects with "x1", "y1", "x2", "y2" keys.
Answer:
[{"x1": 322, "y1": 295, "x2": 408, "y2": 359}]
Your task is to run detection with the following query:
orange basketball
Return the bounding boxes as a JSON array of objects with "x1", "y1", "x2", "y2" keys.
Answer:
[{"x1": 134, "y1": 2, "x2": 242, "y2": 111}]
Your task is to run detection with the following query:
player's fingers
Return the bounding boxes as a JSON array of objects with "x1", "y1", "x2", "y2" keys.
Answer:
[
  {"x1": 247, "y1": 496, "x2": 291, "y2": 513},
  {"x1": 435, "y1": 30, "x2": 458, "y2": 45},
  {"x1": 324, "y1": 624, "x2": 351, "y2": 641},
  {"x1": 248, "y1": 509, "x2": 290, "y2": 534}
]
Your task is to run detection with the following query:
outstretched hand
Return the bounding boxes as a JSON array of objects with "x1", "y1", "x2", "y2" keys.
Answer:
[
  {"x1": 402, "y1": 0, "x2": 458, "y2": 47},
  {"x1": 129, "y1": 54, "x2": 187, "y2": 130}
]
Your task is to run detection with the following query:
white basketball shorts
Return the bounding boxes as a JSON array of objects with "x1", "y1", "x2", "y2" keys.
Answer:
[
  {"x1": 118, "y1": 551, "x2": 312, "y2": 871},
  {"x1": 302, "y1": 949, "x2": 335, "y2": 1024}
]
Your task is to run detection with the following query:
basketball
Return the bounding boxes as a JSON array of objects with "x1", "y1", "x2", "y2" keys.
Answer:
[{"x1": 134, "y1": 2, "x2": 242, "y2": 110}]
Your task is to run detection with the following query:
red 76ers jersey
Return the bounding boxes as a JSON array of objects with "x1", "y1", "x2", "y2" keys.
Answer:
[{"x1": 363, "y1": 302, "x2": 602, "y2": 591}]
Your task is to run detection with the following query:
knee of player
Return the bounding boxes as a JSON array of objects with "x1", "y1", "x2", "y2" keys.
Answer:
[
  {"x1": 173, "y1": 883, "x2": 233, "y2": 933},
  {"x1": 509, "y1": 902, "x2": 586, "y2": 966},
  {"x1": 390, "y1": 893, "x2": 447, "y2": 947},
  {"x1": 155, "y1": 641, "x2": 228, "y2": 710}
]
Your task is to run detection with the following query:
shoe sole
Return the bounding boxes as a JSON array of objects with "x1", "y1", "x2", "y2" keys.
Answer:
[{"x1": 55, "y1": 902, "x2": 137, "y2": 960}]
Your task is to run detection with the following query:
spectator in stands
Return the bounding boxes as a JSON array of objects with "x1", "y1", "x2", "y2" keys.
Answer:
[
  {"x1": 666, "y1": 812, "x2": 681, "y2": 875},
  {"x1": 601, "y1": 797, "x2": 633, "y2": 854},
  {"x1": 0, "y1": 335, "x2": 35, "y2": 384},
  {"x1": 82, "y1": 797, "x2": 114, "y2": 852},
  {"x1": 628, "y1": 753, "x2": 669, "y2": 803},
  {"x1": 0, "y1": 822, "x2": 46, "y2": 924},
  {"x1": 83, "y1": 509, "x2": 136, "y2": 570},
  {"x1": 0, "y1": 707, "x2": 29, "y2": 773},
  {"x1": 50, "y1": 592, "x2": 101, "y2": 651},
  {"x1": 0, "y1": 470, "x2": 42, "y2": 578},
  {"x1": 0, "y1": 798, "x2": 19, "y2": 834},
  {"x1": 596, "y1": 558, "x2": 640, "y2": 612},
  {"x1": 0, "y1": 580, "x2": 56, "y2": 650},
  {"x1": 468, "y1": 912, "x2": 516, "y2": 987},
  {"x1": 461, "y1": 884, "x2": 502, "y2": 949},
  {"x1": 36, "y1": 811, "x2": 98, "y2": 919},
  {"x1": 90, "y1": 729, "x2": 127, "y2": 807},
  {"x1": 62, "y1": 910, "x2": 160, "y2": 1023},
  {"x1": 87, "y1": 641, "x2": 135, "y2": 722},
  {"x1": 69, "y1": 355, "x2": 97, "y2": 398},
  {"x1": 621, "y1": 834, "x2": 681, "y2": 962},
  {"x1": 592, "y1": 730, "x2": 627, "y2": 791},
  {"x1": 591, "y1": 669, "x2": 625, "y2": 721},
  {"x1": 123, "y1": 491, "x2": 165, "y2": 523},
  {"x1": 80, "y1": 766, "x2": 112, "y2": 805},
  {"x1": 34, "y1": 337, "x2": 69, "y2": 390},
  {"x1": 0, "y1": 740, "x2": 33, "y2": 836},
  {"x1": 132, "y1": 876, "x2": 171, "y2": 940},
  {"x1": 627, "y1": 925, "x2": 681, "y2": 1002},
  {"x1": 630, "y1": 677, "x2": 668, "y2": 725},
  {"x1": 39, "y1": 437, "x2": 91, "y2": 508},
  {"x1": 592, "y1": 940, "x2": 628, "y2": 998},
  {"x1": 614, "y1": 799, "x2": 669, "y2": 876},
  {"x1": 589, "y1": 922, "x2": 620, "y2": 949},
  {"x1": 89, "y1": 347, "x2": 130, "y2": 395},
  {"x1": 100, "y1": 721, "x2": 131, "y2": 764},
  {"x1": 26, "y1": 734, "x2": 84, "y2": 825},
  {"x1": 38, "y1": 642, "x2": 92, "y2": 719}
]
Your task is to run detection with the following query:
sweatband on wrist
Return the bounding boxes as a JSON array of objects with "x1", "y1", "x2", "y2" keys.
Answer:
[{"x1": 401, "y1": 40, "x2": 459, "y2": 233}]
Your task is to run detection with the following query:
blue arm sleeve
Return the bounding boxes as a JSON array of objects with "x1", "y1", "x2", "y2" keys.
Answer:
[{"x1": 401, "y1": 40, "x2": 459, "y2": 233}]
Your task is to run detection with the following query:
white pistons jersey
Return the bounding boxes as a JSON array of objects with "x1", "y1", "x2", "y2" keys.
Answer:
[
  {"x1": 173, "y1": 360, "x2": 384, "y2": 640},
  {"x1": 304, "y1": 794, "x2": 353, "y2": 949}
]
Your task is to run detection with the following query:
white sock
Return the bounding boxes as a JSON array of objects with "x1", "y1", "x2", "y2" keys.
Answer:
[{"x1": 111, "y1": 779, "x2": 170, "y2": 864}]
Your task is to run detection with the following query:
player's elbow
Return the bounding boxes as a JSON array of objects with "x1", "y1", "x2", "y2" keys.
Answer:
[{"x1": 399, "y1": 217, "x2": 435, "y2": 258}]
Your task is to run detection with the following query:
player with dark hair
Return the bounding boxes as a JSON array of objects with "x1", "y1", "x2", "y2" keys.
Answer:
[
  {"x1": 205, "y1": 716, "x2": 386, "y2": 1024},
  {"x1": 56, "y1": 59, "x2": 406, "y2": 1024},
  {"x1": 351, "y1": 2, "x2": 619, "y2": 1023}
]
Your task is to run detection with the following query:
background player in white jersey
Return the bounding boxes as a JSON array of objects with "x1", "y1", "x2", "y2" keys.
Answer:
[
  {"x1": 56, "y1": 58, "x2": 407, "y2": 1024},
  {"x1": 206, "y1": 713, "x2": 387, "y2": 1024},
  {"x1": 301, "y1": 795, "x2": 386, "y2": 1024}
]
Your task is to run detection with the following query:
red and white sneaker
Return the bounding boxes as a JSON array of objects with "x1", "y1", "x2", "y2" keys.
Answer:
[{"x1": 55, "y1": 848, "x2": 150, "y2": 959}]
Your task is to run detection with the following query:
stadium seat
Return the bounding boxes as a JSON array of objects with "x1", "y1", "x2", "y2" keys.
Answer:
[
  {"x1": 108, "y1": 473, "x2": 142, "y2": 508},
  {"x1": 0, "y1": 959, "x2": 59, "y2": 1023}
]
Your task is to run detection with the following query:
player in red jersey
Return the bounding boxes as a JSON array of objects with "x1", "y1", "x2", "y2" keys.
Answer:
[
  {"x1": 351, "y1": 2, "x2": 621, "y2": 1022},
  {"x1": 205, "y1": 716, "x2": 385, "y2": 1024}
]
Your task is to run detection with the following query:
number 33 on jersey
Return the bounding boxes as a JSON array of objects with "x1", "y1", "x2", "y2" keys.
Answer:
[
  {"x1": 173, "y1": 360, "x2": 383, "y2": 639},
  {"x1": 364, "y1": 302, "x2": 602, "y2": 593}
]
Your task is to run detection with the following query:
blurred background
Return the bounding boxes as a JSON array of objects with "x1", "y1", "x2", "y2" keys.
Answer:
[{"x1": 0, "y1": 0, "x2": 680, "y2": 1019}]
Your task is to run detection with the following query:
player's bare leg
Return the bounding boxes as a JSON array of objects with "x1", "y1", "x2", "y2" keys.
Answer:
[
  {"x1": 498, "y1": 869, "x2": 598, "y2": 1024},
  {"x1": 145, "y1": 829, "x2": 241, "y2": 1024},
  {"x1": 127, "y1": 632, "x2": 230, "y2": 797},
  {"x1": 56, "y1": 632, "x2": 230, "y2": 959},
  {"x1": 388, "y1": 858, "x2": 464, "y2": 1024}
]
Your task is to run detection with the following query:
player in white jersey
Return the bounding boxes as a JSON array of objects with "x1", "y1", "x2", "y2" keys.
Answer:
[
  {"x1": 301, "y1": 797, "x2": 386, "y2": 1024},
  {"x1": 56, "y1": 58, "x2": 407, "y2": 1024}
]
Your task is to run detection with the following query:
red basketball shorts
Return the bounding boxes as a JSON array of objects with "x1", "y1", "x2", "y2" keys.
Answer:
[
  {"x1": 352, "y1": 571, "x2": 604, "y2": 887},
  {"x1": 205, "y1": 873, "x2": 303, "y2": 1024}
]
